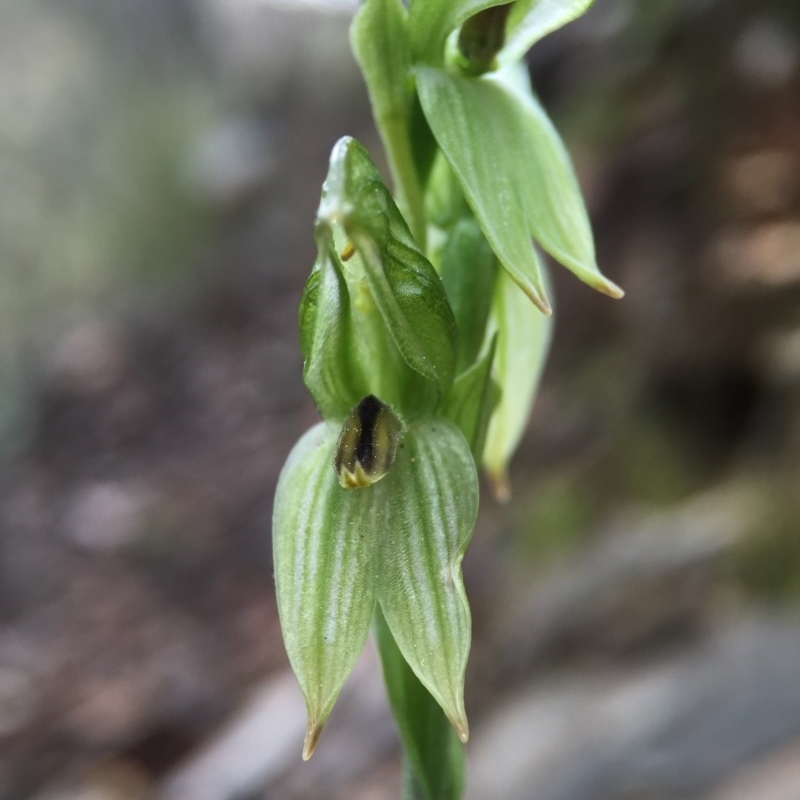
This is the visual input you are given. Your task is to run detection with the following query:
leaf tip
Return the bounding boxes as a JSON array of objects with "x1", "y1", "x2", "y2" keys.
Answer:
[
  {"x1": 442, "y1": 690, "x2": 470, "y2": 742},
  {"x1": 302, "y1": 721, "x2": 324, "y2": 761},
  {"x1": 451, "y1": 711, "x2": 470, "y2": 743},
  {"x1": 538, "y1": 299, "x2": 554, "y2": 316},
  {"x1": 487, "y1": 468, "x2": 512, "y2": 503},
  {"x1": 520, "y1": 282, "x2": 552, "y2": 316},
  {"x1": 595, "y1": 276, "x2": 625, "y2": 300}
]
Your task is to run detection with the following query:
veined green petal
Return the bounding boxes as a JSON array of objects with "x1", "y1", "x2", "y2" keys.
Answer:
[
  {"x1": 417, "y1": 65, "x2": 623, "y2": 311},
  {"x1": 376, "y1": 420, "x2": 478, "y2": 742},
  {"x1": 299, "y1": 243, "x2": 371, "y2": 420},
  {"x1": 273, "y1": 423, "x2": 377, "y2": 759},
  {"x1": 483, "y1": 269, "x2": 553, "y2": 501}
]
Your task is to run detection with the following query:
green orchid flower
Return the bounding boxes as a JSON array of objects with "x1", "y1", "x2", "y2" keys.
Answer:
[{"x1": 274, "y1": 138, "x2": 477, "y2": 761}]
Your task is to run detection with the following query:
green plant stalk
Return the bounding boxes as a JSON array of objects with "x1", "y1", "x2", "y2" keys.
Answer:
[
  {"x1": 375, "y1": 607, "x2": 465, "y2": 800},
  {"x1": 351, "y1": 0, "x2": 427, "y2": 248},
  {"x1": 402, "y1": 760, "x2": 428, "y2": 800},
  {"x1": 380, "y1": 114, "x2": 428, "y2": 249}
]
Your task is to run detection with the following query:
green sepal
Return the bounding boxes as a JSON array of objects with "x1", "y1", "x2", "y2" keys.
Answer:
[
  {"x1": 299, "y1": 243, "x2": 370, "y2": 421},
  {"x1": 303, "y1": 137, "x2": 458, "y2": 418},
  {"x1": 376, "y1": 419, "x2": 477, "y2": 743},
  {"x1": 417, "y1": 64, "x2": 623, "y2": 313},
  {"x1": 483, "y1": 268, "x2": 553, "y2": 501},
  {"x1": 354, "y1": 231, "x2": 457, "y2": 407},
  {"x1": 443, "y1": 335, "x2": 499, "y2": 461},
  {"x1": 375, "y1": 607, "x2": 465, "y2": 800},
  {"x1": 274, "y1": 417, "x2": 478, "y2": 759},
  {"x1": 272, "y1": 422, "x2": 377, "y2": 759}
]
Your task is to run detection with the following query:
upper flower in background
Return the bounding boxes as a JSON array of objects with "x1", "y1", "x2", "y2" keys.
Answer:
[{"x1": 354, "y1": 0, "x2": 624, "y2": 314}]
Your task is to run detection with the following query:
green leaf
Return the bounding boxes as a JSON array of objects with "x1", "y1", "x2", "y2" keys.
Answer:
[
  {"x1": 376, "y1": 419, "x2": 478, "y2": 742},
  {"x1": 272, "y1": 423, "x2": 377, "y2": 759},
  {"x1": 309, "y1": 137, "x2": 457, "y2": 416},
  {"x1": 408, "y1": 90, "x2": 440, "y2": 190},
  {"x1": 417, "y1": 64, "x2": 623, "y2": 312},
  {"x1": 443, "y1": 336, "x2": 499, "y2": 461},
  {"x1": 439, "y1": 216, "x2": 497, "y2": 371},
  {"x1": 483, "y1": 268, "x2": 553, "y2": 501},
  {"x1": 375, "y1": 607, "x2": 465, "y2": 800},
  {"x1": 502, "y1": 0, "x2": 597, "y2": 66}
]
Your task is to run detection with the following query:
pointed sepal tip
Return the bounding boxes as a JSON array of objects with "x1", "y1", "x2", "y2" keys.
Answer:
[
  {"x1": 302, "y1": 721, "x2": 324, "y2": 761},
  {"x1": 452, "y1": 713, "x2": 470, "y2": 744},
  {"x1": 592, "y1": 274, "x2": 625, "y2": 299}
]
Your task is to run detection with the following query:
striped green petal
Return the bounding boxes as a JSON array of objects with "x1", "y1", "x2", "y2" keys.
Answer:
[
  {"x1": 375, "y1": 419, "x2": 478, "y2": 742},
  {"x1": 274, "y1": 418, "x2": 477, "y2": 756},
  {"x1": 299, "y1": 242, "x2": 370, "y2": 421},
  {"x1": 272, "y1": 423, "x2": 377, "y2": 759}
]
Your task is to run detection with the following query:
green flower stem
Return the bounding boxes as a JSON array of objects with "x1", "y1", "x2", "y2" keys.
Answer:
[
  {"x1": 375, "y1": 607, "x2": 465, "y2": 800},
  {"x1": 402, "y1": 759, "x2": 428, "y2": 800},
  {"x1": 351, "y1": 0, "x2": 428, "y2": 249},
  {"x1": 381, "y1": 115, "x2": 428, "y2": 250}
]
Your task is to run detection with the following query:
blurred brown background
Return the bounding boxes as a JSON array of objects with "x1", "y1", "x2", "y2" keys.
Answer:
[{"x1": 1, "y1": 1, "x2": 800, "y2": 799}]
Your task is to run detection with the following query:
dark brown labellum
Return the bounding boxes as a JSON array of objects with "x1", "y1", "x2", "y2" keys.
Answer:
[{"x1": 334, "y1": 395, "x2": 403, "y2": 489}]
